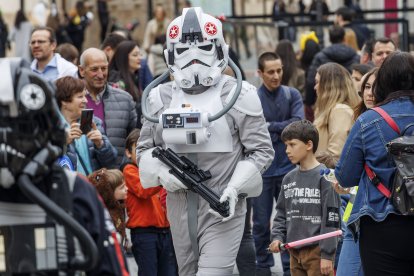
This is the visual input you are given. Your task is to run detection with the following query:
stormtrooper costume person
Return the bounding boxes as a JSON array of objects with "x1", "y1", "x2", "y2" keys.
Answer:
[
  {"x1": 138, "y1": 7, "x2": 274, "y2": 275},
  {"x1": 0, "y1": 58, "x2": 128, "y2": 275}
]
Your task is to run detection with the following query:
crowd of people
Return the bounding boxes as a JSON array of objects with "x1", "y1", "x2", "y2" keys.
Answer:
[{"x1": 0, "y1": 1, "x2": 413, "y2": 276}]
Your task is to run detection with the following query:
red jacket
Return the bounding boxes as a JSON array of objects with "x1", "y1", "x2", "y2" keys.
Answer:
[{"x1": 123, "y1": 163, "x2": 170, "y2": 229}]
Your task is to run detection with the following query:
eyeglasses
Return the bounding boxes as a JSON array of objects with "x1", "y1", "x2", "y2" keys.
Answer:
[{"x1": 29, "y1": 40, "x2": 49, "y2": 46}]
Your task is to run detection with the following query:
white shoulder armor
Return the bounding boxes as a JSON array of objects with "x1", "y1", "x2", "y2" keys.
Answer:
[
  {"x1": 225, "y1": 81, "x2": 263, "y2": 116},
  {"x1": 147, "y1": 86, "x2": 164, "y2": 116}
]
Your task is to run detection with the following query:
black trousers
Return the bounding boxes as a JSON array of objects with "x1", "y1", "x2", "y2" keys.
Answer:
[{"x1": 359, "y1": 214, "x2": 414, "y2": 276}]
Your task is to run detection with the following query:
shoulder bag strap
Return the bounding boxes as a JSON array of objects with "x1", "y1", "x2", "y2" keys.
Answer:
[
  {"x1": 372, "y1": 107, "x2": 400, "y2": 134},
  {"x1": 363, "y1": 107, "x2": 398, "y2": 199},
  {"x1": 401, "y1": 122, "x2": 414, "y2": 136},
  {"x1": 363, "y1": 164, "x2": 391, "y2": 198},
  {"x1": 74, "y1": 147, "x2": 91, "y2": 176}
]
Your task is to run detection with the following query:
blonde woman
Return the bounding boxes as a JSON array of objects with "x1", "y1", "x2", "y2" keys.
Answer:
[{"x1": 314, "y1": 62, "x2": 360, "y2": 159}]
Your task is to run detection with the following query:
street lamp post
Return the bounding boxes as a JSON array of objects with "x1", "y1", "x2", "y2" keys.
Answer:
[{"x1": 148, "y1": 0, "x2": 153, "y2": 21}]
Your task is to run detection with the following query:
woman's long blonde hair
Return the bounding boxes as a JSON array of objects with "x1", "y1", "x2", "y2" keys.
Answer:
[{"x1": 314, "y1": 62, "x2": 360, "y2": 129}]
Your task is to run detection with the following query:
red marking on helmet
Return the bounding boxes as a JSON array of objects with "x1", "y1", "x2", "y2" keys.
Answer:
[
  {"x1": 204, "y1": 22, "x2": 217, "y2": 36},
  {"x1": 169, "y1": 25, "x2": 179, "y2": 39}
]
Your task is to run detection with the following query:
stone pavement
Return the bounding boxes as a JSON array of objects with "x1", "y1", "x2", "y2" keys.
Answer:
[
  {"x1": 126, "y1": 200, "x2": 285, "y2": 275},
  {"x1": 126, "y1": 252, "x2": 284, "y2": 275}
]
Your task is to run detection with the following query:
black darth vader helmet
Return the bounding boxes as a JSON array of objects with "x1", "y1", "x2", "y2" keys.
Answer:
[{"x1": 0, "y1": 58, "x2": 66, "y2": 187}]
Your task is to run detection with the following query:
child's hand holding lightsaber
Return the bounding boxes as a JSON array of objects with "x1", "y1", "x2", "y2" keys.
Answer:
[
  {"x1": 320, "y1": 168, "x2": 350, "y2": 195},
  {"x1": 267, "y1": 230, "x2": 343, "y2": 253}
]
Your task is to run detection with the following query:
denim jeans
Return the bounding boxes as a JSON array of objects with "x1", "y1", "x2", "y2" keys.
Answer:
[
  {"x1": 253, "y1": 175, "x2": 291, "y2": 275},
  {"x1": 336, "y1": 228, "x2": 363, "y2": 276},
  {"x1": 130, "y1": 229, "x2": 178, "y2": 276}
]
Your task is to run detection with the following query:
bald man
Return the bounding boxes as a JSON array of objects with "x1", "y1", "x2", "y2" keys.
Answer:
[{"x1": 79, "y1": 48, "x2": 137, "y2": 166}]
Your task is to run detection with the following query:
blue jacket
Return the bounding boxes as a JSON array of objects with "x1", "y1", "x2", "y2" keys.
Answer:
[
  {"x1": 138, "y1": 58, "x2": 154, "y2": 91},
  {"x1": 257, "y1": 85, "x2": 304, "y2": 177},
  {"x1": 335, "y1": 97, "x2": 414, "y2": 234},
  {"x1": 67, "y1": 116, "x2": 118, "y2": 174}
]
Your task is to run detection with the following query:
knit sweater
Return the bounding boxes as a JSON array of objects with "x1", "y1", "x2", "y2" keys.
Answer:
[{"x1": 271, "y1": 164, "x2": 341, "y2": 260}]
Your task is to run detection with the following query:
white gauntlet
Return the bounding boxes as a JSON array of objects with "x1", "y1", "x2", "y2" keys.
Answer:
[
  {"x1": 139, "y1": 148, "x2": 187, "y2": 191},
  {"x1": 226, "y1": 160, "x2": 263, "y2": 197},
  {"x1": 214, "y1": 161, "x2": 263, "y2": 221}
]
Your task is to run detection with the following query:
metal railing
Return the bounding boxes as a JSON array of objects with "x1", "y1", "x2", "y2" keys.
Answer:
[
  {"x1": 223, "y1": 18, "x2": 410, "y2": 59},
  {"x1": 230, "y1": 7, "x2": 414, "y2": 20}
]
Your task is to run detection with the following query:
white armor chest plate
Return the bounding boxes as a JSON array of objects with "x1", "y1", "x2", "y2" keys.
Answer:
[{"x1": 166, "y1": 77, "x2": 233, "y2": 153}]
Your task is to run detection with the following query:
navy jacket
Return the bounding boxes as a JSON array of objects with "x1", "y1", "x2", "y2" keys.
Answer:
[{"x1": 258, "y1": 85, "x2": 304, "y2": 177}]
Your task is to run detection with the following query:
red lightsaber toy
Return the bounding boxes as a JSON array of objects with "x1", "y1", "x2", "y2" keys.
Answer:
[{"x1": 268, "y1": 230, "x2": 343, "y2": 252}]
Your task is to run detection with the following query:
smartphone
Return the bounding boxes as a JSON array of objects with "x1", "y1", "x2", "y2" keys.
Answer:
[{"x1": 80, "y1": 109, "x2": 94, "y2": 134}]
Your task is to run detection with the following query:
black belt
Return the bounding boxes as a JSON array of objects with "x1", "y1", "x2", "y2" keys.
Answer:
[{"x1": 130, "y1": 226, "x2": 170, "y2": 234}]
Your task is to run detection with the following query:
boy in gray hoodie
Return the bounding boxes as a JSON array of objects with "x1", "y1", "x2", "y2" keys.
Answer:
[{"x1": 269, "y1": 120, "x2": 340, "y2": 276}]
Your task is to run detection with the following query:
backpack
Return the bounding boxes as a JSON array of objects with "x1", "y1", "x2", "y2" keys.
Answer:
[{"x1": 364, "y1": 107, "x2": 414, "y2": 215}]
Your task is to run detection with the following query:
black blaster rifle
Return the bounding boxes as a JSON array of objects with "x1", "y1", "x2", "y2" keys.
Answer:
[{"x1": 152, "y1": 147, "x2": 230, "y2": 217}]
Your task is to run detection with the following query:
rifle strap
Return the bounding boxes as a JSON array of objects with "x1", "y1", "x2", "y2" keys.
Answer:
[
  {"x1": 187, "y1": 153, "x2": 200, "y2": 262},
  {"x1": 188, "y1": 191, "x2": 199, "y2": 260}
]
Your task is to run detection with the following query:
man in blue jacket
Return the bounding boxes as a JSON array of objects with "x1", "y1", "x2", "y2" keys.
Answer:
[{"x1": 253, "y1": 52, "x2": 304, "y2": 276}]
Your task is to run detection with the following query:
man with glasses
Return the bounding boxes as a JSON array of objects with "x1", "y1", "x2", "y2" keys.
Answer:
[{"x1": 30, "y1": 27, "x2": 78, "y2": 82}]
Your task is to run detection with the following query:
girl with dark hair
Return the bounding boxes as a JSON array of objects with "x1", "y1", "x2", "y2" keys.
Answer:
[
  {"x1": 276, "y1": 39, "x2": 305, "y2": 97},
  {"x1": 352, "y1": 67, "x2": 378, "y2": 121},
  {"x1": 108, "y1": 40, "x2": 143, "y2": 128},
  {"x1": 108, "y1": 40, "x2": 141, "y2": 101},
  {"x1": 374, "y1": 52, "x2": 414, "y2": 104},
  {"x1": 14, "y1": 9, "x2": 27, "y2": 29},
  {"x1": 335, "y1": 51, "x2": 414, "y2": 276}
]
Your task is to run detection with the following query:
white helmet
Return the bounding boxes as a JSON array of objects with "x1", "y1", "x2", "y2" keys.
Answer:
[{"x1": 164, "y1": 7, "x2": 229, "y2": 89}]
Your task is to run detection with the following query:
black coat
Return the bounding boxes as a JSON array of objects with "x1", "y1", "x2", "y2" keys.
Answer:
[
  {"x1": 304, "y1": 43, "x2": 360, "y2": 106},
  {"x1": 0, "y1": 20, "x2": 9, "y2": 57}
]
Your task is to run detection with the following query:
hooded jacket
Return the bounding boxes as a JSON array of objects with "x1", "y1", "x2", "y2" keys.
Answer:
[{"x1": 305, "y1": 43, "x2": 360, "y2": 106}]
